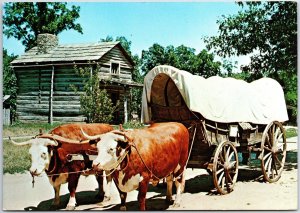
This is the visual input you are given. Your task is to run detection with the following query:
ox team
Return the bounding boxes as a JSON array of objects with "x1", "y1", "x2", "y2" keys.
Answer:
[
  {"x1": 12, "y1": 122, "x2": 189, "y2": 210},
  {"x1": 10, "y1": 123, "x2": 113, "y2": 210}
]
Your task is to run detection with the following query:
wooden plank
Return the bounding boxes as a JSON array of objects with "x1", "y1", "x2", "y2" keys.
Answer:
[
  {"x1": 53, "y1": 116, "x2": 86, "y2": 123},
  {"x1": 17, "y1": 115, "x2": 49, "y2": 122}
]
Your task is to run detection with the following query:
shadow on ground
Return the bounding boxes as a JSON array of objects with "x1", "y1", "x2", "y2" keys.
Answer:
[{"x1": 25, "y1": 150, "x2": 297, "y2": 211}]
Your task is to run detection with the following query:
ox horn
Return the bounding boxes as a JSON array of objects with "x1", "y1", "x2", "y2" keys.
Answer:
[
  {"x1": 80, "y1": 128, "x2": 102, "y2": 140},
  {"x1": 111, "y1": 130, "x2": 131, "y2": 142},
  {"x1": 9, "y1": 137, "x2": 33, "y2": 146}
]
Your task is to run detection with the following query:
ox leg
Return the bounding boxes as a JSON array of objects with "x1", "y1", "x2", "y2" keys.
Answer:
[
  {"x1": 50, "y1": 184, "x2": 61, "y2": 209},
  {"x1": 95, "y1": 173, "x2": 105, "y2": 202},
  {"x1": 173, "y1": 172, "x2": 185, "y2": 208},
  {"x1": 104, "y1": 172, "x2": 112, "y2": 202},
  {"x1": 138, "y1": 177, "x2": 150, "y2": 210},
  {"x1": 117, "y1": 189, "x2": 127, "y2": 211},
  {"x1": 66, "y1": 174, "x2": 80, "y2": 210},
  {"x1": 165, "y1": 174, "x2": 174, "y2": 205}
]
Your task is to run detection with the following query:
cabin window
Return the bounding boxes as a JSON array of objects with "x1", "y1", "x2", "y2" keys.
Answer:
[{"x1": 110, "y1": 62, "x2": 120, "y2": 75}]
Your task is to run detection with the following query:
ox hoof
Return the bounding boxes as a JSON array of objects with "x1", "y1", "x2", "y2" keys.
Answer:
[
  {"x1": 95, "y1": 193, "x2": 105, "y2": 202},
  {"x1": 65, "y1": 205, "x2": 76, "y2": 211},
  {"x1": 165, "y1": 198, "x2": 174, "y2": 205},
  {"x1": 103, "y1": 196, "x2": 111, "y2": 202},
  {"x1": 49, "y1": 205, "x2": 60, "y2": 211},
  {"x1": 172, "y1": 202, "x2": 181, "y2": 208},
  {"x1": 120, "y1": 205, "x2": 127, "y2": 211}
]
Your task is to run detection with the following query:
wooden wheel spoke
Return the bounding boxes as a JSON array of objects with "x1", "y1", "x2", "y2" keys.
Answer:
[
  {"x1": 263, "y1": 151, "x2": 272, "y2": 160},
  {"x1": 229, "y1": 161, "x2": 237, "y2": 169},
  {"x1": 226, "y1": 146, "x2": 231, "y2": 160},
  {"x1": 218, "y1": 171, "x2": 225, "y2": 186},
  {"x1": 221, "y1": 176, "x2": 225, "y2": 190},
  {"x1": 265, "y1": 134, "x2": 272, "y2": 148},
  {"x1": 272, "y1": 159, "x2": 279, "y2": 175},
  {"x1": 225, "y1": 174, "x2": 231, "y2": 192},
  {"x1": 226, "y1": 171, "x2": 233, "y2": 184},
  {"x1": 264, "y1": 146, "x2": 272, "y2": 152},
  {"x1": 217, "y1": 161, "x2": 224, "y2": 168},
  {"x1": 223, "y1": 147, "x2": 228, "y2": 162},
  {"x1": 228, "y1": 151, "x2": 235, "y2": 162},
  {"x1": 219, "y1": 152, "x2": 225, "y2": 163},
  {"x1": 274, "y1": 127, "x2": 280, "y2": 143},
  {"x1": 217, "y1": 168, "x2": 224, "y2": 175},
  {"x1": 265, "y1": 153, "x2": 272, "y2": 168},
  {"x1": 267, "y1": 158, "x2": 273, "y2": 177},
  {"x1": 273, "y1": 154, "x2": 283, "y2": 168}
]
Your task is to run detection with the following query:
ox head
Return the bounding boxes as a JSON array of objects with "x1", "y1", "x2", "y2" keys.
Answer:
[
  {"x1": 10, "y1": 137, "x2": 58, "y2": 176},
  {"x1": 81, "y1": 129, "x2": 132, "y2": 171}
]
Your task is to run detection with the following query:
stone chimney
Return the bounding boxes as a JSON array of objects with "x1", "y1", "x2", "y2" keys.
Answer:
[{"x1": 36, "y1": 33, "x2": 58, "y2": 54}]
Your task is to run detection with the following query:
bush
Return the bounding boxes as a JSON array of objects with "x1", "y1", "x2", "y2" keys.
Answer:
[{"x1": 72, "y1": 64, "x2": 118, "y2": 123}]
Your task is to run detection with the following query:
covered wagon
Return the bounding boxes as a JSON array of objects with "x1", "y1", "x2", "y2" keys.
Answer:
[{"x1": 141, "y1": 65, "x2": 289, "y2": 194}]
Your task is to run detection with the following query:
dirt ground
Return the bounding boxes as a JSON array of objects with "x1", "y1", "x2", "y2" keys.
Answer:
[{"x1": 2, "y1": 143, "x2": 298, "y2": 211}]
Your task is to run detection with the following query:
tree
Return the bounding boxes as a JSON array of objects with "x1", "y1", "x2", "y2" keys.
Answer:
[
  {"x1": 3, "y1": 2, "x2": 83, "y2": 50},
  {"x1": 3, "y1": 49, "x2": 18, "y2": 121},
  {"x1": 72, "y1": 64, "x2": 118, "y2": 123},
  {"x1": 140, "y1": 43, "x2": 221, "y2": 77},
  {"x1": 204, "y1": 1, "x2": 297, "y2": 123}
]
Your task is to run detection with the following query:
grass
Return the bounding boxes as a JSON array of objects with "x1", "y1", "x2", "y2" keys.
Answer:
[
  {"x1": 286, "y1": 128, "x2": 298, "y2": 138},
  {"x1": 3, "y1": 122, "x2": 63, "y2": 174},
  {"x1": 3, "y1": 122, "x2": 297, "y2": 174},
  {"x1": 3, "y1": 122, "x2": 63, "y2": 138}
]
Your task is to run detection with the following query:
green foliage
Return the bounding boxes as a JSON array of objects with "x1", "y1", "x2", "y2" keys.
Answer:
[
  {"x1": 122, "y1": 121, "x2": 144, "y2": 129},
  {"x1": 285, "y1": 128, "x2": 298, "y2": 138},
  {"x1": 140, "y1": 43, "x2": 221, "y2": 77},
  {"x1": 3, "y1": 2, "x2": 82, "y2": 50},
  {"x1": 205, "y1": 1, "x2": 297, "y2": 124},
  {"x1": 3, "y1": 48, "x2": 18, "y2": 122},
  {"x1": 72, "y1": 64, "x2": 118, "y2": 123},
  {"x1": 205, "y1": 2, "x2": 296, "y2": 75}
]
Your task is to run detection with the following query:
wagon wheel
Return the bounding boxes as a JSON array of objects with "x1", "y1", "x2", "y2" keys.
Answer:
[
  {"x1": 212, "y1": 141, "x2": 239, "y2": 195},
  {"x1": 260, "y1": 121, "x2": 287, "y2": 183}
]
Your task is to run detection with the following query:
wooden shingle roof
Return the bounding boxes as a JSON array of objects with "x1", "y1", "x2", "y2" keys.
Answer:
[{"x1": 11, "y1": 41, "x2": 134, "y2": 65}]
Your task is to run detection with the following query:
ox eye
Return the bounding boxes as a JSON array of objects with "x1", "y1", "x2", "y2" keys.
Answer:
[
  {"x1": 107, "y1": 148, "x2": 114, "y2": 154},
  {"x1": 41, "y1": 152, "x2": 47, "y2": 159}
]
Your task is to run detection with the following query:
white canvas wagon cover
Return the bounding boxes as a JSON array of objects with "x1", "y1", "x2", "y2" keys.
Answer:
[{"x1": 142, "y1": 65, "x2": 288, "y2": 125}]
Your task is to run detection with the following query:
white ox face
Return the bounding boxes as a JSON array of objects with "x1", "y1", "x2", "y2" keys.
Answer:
[
  {"x1": 28, "y1": 138, "x2": 58, "y2": 176},
  {"x1": 92, "y1": 132, "x2": 126, "y2": 171}
]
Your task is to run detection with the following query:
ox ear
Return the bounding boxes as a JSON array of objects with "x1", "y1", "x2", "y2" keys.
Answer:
[{"x1": 89, "y1": 138, "x2": 100, "y2": 145}]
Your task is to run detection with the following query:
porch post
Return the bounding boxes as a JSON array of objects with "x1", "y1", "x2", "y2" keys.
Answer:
[{"x1": 49, "y1": 65, "x2": 54, "y2": 124}]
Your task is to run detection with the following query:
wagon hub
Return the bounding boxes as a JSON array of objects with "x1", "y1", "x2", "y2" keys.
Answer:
[
  {"x1": 271, "y1": 147, "x2": 278, "y2": 154},
  {"x1": 224, "y1": 162, "x2": 231, "y2": 170}
]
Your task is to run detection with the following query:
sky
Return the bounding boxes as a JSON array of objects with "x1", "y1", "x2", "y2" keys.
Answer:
[{"x1": 2, "y1": 2, "x2": 251, "y2": 71}]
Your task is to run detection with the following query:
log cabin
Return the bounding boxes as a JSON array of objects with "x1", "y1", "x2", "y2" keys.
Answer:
[{"x1": 11, "y1": 34, "x2": 142, "y2": 124}]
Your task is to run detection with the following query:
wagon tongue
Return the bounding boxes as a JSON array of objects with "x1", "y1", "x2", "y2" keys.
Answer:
[{"x1": 31, "y1": 173, "x2": 35, "y2": 188}]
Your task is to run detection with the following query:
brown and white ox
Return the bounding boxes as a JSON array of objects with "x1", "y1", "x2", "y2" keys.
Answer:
[
  {"x1": 83, "y1": 122, "x2": 189, "y2": 210},
  {"x1": 10, "y1": 123, "x2": 113, "y2": 210}
]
